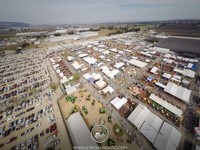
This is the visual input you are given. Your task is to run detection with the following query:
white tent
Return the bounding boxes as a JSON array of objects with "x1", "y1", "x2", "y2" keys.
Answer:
[
  {"x1": 162, "y1": 73, "x2": 171, "y2": 79},
  {"x1": 140, "y1": 51, "x2": 153, "y2": 58},
  {"x1": 67, "y1": 56, "x2": 75, "y2": 62},
  {"x1": 150, "y1": 66, "x2": 159, "y2": 74},
  {"x1": 83, "y1": 73, "x2": 92, "y2": 80},
  {"x1": 127, "y1": 104, "x2": 150, "y2": 130},
  {"x1": 140, "y1": 122, "x2": 158, "y2": 144},
  {"x1": 72, "y1": 61, "x2": 82, "y2": 70},
  {"x1": 154, "y1": 122, "x2": 181, "y2": 150},
  {"x1": 79, "y1": 53, "x2": 88, "y2": 58},
  {"x1": 152, "y1": 47, "x2": 170, "y2": 54},
  {"x1": 183, "y1": 69, "x2": 195, "y2": 78},
  {"x1": 174, "y1": 68, "x2": 195, "y2": 78},
  {"x1": 154, "y1": 133, "x2": 176, "y2": 150},
  {"x1": 66, "y1": 112, "x2": 98, "y2": 149},
  {"x1": 114, "y1": 62, "x2": 125, "y2": 69},
  {"x1": 159, "y1": 122, "x2": 182, "y2": 147},
  {"x1": 128, "y1": 59, "x2": 147, "y2": 68},
  {"x1": 108, "y1": 69, "x2": 120, "y2": 79},
  {"x1": 128, "y1": 105, "x2": 182, "y2": 148},
  {"x1": 59, "y1": 72, "x2": 64, "y2": 78},
  {"x1": 102, "y1": 85, "x2": 115, "y2": 94},
  {"x1": 83, "y1": 57, "x2": 97, "y2": 65},
  {"x1": 65, "y1": 85, "x2": 77, "y2": 95},
  {"x1": 145, "y1": 111, "x2": 163, "y2": 131},
  {"x1": 149, "y1": 94, "x2": 183, "y2": 117},
  {"x1": 92, "y1": 73, "x2": 102, "y2": 81},
  {"x1": 155, "y1": 82, "x2": 166, "y2": 89},
  {"x1": 111, "y1": 97, "x2": 128, "y2": 110},
  {"x1": 164, "y1": 82, "x2": 191, "y2": 103},
  {"x1": 60, "y1": 78, "x2": 69, "y2": 84},
  {"x1": 95, "y1": 80, "x2": 107, "y2": 89}
]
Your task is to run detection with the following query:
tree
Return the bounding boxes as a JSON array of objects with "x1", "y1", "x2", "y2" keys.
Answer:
[
  {"x1": 73, "y1": 73, "x2": 80, "y2": 82},
  {"x1": 54, "y1": 33, "x2": 61, "y2": 36},
  {"x1": 16, "y1": 47, "x2": 22, "y2": 54},
  {"x1": 63, "y1": 51, "x2": 70, "y2": 59},
  {"x1": 49, "y1": 82, "x2": 57, "y2": 90},
  {"x1": 67, "y1": 31, "x2": 75, "y2": 35}
]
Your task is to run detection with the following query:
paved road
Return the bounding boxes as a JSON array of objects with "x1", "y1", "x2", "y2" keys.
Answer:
[{"x1": 45, "y1": 51, "x2": 72, "y2": 150}]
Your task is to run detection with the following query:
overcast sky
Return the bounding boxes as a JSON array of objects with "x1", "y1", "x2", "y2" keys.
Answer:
[{"x1": 0, "y1": 0, "x2": 200, "y2": 24}]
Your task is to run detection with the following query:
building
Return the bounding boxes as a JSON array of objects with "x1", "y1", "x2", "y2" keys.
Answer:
[
  {"x1": 95, "y1": 80, "x2": 107, "y2": 90},
  {"x1": 128, "y1": 59, "x2": 147, "y2": 68},
  {"x1": 127, "y1": 104, "x2": 181, "y2": 149},
  {"x1": 164, "y1": 82, "x2": 191, "y2": 103},
  {"x1": 66, "y1": 112, "x2": 98, "y2": 149},
  {"x1": 111, "y1": 97, "x2": 128, "y2": 110}
]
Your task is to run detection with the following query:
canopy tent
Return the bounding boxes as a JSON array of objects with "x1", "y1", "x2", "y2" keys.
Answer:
[
  {"x1": 95, "y1": 80, "x2": 107, "y2": 90},
  {"x1": 140, "y1": 122, "x2": 158, "y2": 144},
  {"x1": 111, "y1": 97, "x2": 128, "y2": 110},
  {"x1": 159, "y1": 122, "x2": 182, "y2": 147},
  {"x1": 154, "y1": 133, "x2": 176, "y2": 150},
  {"x1": 127, "y1": 104, "x2": 149, "y2": 130},
  {"x1": 150, "y1": 67, "x2": 159, "y2": 75},
  {"x1": 102, "y1": 85, "x2": 115, "y2": 94},
  {"x1": 66, "y1": 112, "x2": 98, "y2": 149},
  {"x1": 155, "y1": 82, "x2": 166, "y2": 89},
  {"x1": 128, "y1": 59, "x2": 148, "y2": 68},
  {"x1": 162, "y1": 73, "x2": 171, "y2": 79},
  {"x1": 173, "y1": 68, "x2": 195, "y2": 78},
  {"x1": 164, "y1": 82, "x2": 191, "y2": 103},
  {"x1": 145, "y1": 111, "x2": 163, "y2": 131},
  {"x1": 153, "y1": 122, "x2": 181, "y2": 150},
  {"x1": 127, "y1": 104, "x2": 163, "y2": 131},
  {"x1": 149, "y1": 94, "x2": 183, "y2": 117}
]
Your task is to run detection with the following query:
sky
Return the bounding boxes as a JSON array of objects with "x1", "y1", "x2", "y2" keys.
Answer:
[{"x1": 0, "y1": 0, "x2": 200, "y2": 24}]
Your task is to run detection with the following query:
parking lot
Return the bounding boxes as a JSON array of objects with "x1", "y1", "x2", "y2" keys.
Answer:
[{"x1": 0, "y1": 49, "x2": 70, "y2": 150}]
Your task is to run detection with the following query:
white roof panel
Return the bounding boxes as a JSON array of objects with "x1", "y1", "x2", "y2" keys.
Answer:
[
  {"x1": 154, "y1": 133, "x2": 176, "y2": 150},
  {"x1": 164, "y1": 82, "x2": 191, "y2": 103},
  {"x1": 150, "y1": 66, "x2": 159, "y2": 74},
  {"x1": 128, "y1": 59, "x2": 148, "y2": 68},
  {"x1": 140, "y1": 122, "x2": 158, "y2": 144},
  {"x1": 127, "y1": 104, "x2": 150, "y2": 129},
  {"x1": 160, "y1": 122, "x2": 182, "y2": 147},
  {"x1": 149, "y1": 94, "x2": 183, "y2": 117},
  {"x1": 111, "y1": 97, "x2": 128, "y2": 110},
  {"x1": 145, "y1": 112, "x2": 163, "y2": 131},
  {"x1": 66, "y1": 112, "x2": 98, "y2": 148}
]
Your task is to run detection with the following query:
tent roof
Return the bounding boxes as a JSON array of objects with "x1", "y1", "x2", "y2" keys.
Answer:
[
  {"x1": 66, "y1": 112, "x2": 98, "y2": 148},
  {"x1": 150, "y1": 66, "x2": 159, "y2": 74},
  {"x1": 164, "y1": 82, "x2": 191, "y2": 103},
  {"x1": 95, "y1": 80, "x2": 107, "y2": 89},
  {"x1": 111, "y1": 97, "x2": 128, "y2": 110},
  {"x1": 127, "y1": 104, "x2": 150, "y2": 129},
  {"x1": 140, "y1": 122, "x2": 158, "y2": 144},
  {"x1": 83, "y1": 73, "x2": 92, "y2": 80},
  {"x1": 155, "y1": 82, "x2": 166, "y2": 89},
  {"x1": 154, "y1": 133, "x2": 176, "y2": 150},
  {"x1": 160, "y1": 122, "x2": 182, "y2": 147},
  {"x1": 149, "y1": 94, "x2": 183, "y2": 117},
  {"x1": 128, "y1": 59, "x2": 148, "y2": 68},
  {"x1": 145, "y1": 111, "x2": 163, "y2": 131}
]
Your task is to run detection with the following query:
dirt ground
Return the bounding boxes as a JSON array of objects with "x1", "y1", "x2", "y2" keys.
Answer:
[{"x1": 58, "y1": 88, "x2": 139, "y2": 150}]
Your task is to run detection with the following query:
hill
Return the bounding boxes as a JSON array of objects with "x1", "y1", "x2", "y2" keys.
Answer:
[{"x1": 0, "y1": 22, "x2": 29, "y2": 29}]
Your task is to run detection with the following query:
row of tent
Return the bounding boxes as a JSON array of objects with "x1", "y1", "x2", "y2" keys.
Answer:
[{"x1": 127, "y1": 104, "x2": 182, "y2": 150}]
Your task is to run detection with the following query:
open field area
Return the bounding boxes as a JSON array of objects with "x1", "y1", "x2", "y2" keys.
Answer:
[{"x1": 58, "y1": 88, "x2": 139, "y2": 150}]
